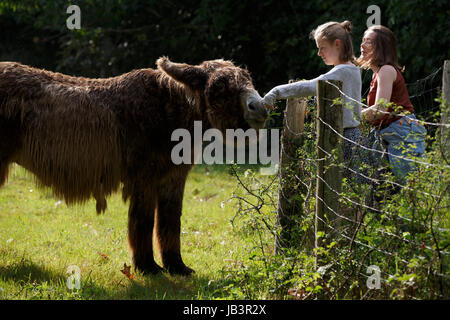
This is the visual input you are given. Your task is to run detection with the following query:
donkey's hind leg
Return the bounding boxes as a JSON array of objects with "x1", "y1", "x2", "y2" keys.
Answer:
[
  {"x1": 155, "y1": 171, "x2": 194, "y2": 276},
  {"x1": 0, "y1": 117, "x2": 21, "y2": 187}
]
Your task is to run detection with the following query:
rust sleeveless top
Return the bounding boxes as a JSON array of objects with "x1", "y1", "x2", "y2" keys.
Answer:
[{"x1": 367, "y1": 66, "x2": 415, "y2": 128}]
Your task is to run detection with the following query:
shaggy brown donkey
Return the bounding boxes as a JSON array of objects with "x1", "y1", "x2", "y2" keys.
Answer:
[{"x1": 0, "y1": 57, "x2": 267, "y2": 275}]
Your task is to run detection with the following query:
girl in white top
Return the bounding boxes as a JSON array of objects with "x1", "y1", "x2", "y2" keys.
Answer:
[{"x1": 263, "y1": 21, "x2": 366, "y2": 182}]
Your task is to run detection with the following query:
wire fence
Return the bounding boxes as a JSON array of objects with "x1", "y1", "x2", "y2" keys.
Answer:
[{"x1": 229, "y1": 63, "x2": 449, "y2": 300}]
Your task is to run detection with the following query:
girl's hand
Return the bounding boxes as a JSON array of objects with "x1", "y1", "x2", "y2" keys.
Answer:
[
  {"x1": 264, "y1": 103, "x2": 274, "y2": 110},
  {"x1": 361, "y1": 107, "x2": 375, "y2": 123},
  {"x1": 362, "y1": 106, "x2": 384, "y2": 125}
]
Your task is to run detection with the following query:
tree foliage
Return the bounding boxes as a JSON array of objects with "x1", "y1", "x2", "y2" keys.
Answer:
[{"x1": 1, "y1": 0, "x2": 448, "y2": 96}]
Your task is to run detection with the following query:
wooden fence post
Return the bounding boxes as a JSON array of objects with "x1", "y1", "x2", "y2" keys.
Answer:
[
  {"x1": 441, "y1": 60, "x2": 449, "y2": 159},
  {"x1": 315, "y1": 80, "x2": 343, "y2": 267},
  {"x1": 274, "y1": 83, "x2": 307, "y2": 253}
]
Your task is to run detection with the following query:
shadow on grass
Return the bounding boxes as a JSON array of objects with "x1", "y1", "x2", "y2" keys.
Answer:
[
  {"x1": 122, "y1": 269, "x2": 230, "y2": 300},
  {"x1": 0, "y1": 257, "x2": 235, "y2": 299},
  {"x1": 0, "y1": 255, "x2": 62, "y2": 284},
  {"x1": 0, "y1": 257, "x2": 111, "y2": 299}
]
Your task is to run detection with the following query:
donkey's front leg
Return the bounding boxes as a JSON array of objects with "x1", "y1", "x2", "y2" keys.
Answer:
[
  {"x1": 155, "y1": 174, "x2": 194, "y2": 276},
  {"x1": 127, "y1": 186, "x2": 163, "y2": 274}
]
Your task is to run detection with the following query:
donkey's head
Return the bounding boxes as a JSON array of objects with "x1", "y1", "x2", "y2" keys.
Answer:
[{"x1": 156, "y1": 57, "x2": 267, "y2": 132}]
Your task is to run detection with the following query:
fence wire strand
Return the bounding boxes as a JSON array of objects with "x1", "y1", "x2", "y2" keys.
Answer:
[{"x1": 230, "y1": 68, "x2": 449, "y2": 299}]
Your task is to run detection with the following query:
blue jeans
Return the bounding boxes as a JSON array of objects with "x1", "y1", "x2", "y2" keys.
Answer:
[{"x1": 369, "y1": 114, "x2": 427, "y2": 180}]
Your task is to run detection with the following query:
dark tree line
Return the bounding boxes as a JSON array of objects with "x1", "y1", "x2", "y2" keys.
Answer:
[{"x1": 1, "y1": 0, "x2": 449, "y2": 98}]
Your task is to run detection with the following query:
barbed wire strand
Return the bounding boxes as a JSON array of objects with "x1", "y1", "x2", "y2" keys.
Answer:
[
  {"x1": 316, "y1": 115, "x2": 450, "y2": 169},
  {"x1": 323, "y1": 80, "x2": 450, "y2": 128},
  {"x1": 314, "y1": 143, "x2": 448, "y2": 200},
  {"x1": 314, "y1": 171, "x2": 450, "y2": 254},
  {"x1": 315, "y1": 144, "x2": 450, "y2": 230}
]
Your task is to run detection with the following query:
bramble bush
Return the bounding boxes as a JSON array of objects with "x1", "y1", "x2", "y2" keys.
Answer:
[{"x1": 221, "y1": 97, "x2": 449, "y2": 300}]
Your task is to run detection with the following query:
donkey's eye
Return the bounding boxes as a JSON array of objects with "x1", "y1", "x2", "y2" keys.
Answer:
[{"x1": 213, "y1": 78, "x2": 227, "y2": 92}]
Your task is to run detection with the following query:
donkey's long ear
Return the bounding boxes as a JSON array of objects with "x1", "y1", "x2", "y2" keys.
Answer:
[{"x1": 156, "y1": 57, "x2": 208, "y2": 90}]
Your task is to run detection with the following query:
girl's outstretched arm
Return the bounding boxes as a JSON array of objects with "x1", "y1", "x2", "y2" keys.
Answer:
[{"x1": 262, "y1": 79, "x2": 317, "y2": 107}]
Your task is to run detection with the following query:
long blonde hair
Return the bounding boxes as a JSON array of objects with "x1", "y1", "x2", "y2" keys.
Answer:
[{"x1": 310, "y1": 20, "x2": 355, "y2": 63}]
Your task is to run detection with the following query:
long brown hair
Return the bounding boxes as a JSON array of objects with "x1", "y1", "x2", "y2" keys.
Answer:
[
  {"x1": 357, "y1": 25, "x2": 403, "y2": 71},
  {"x1": 310, "y1": 20, "x2": 355, "y2": 63}
]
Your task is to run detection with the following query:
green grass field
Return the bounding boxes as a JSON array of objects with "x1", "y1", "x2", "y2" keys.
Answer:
[{"x1": 0, "y1": 164, "x2": 266, "y2": 300}]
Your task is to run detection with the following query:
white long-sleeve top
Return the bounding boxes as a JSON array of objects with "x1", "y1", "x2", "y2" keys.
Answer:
[{"x1": 262, "y1": 64, "x2": 362, "y2": 129}]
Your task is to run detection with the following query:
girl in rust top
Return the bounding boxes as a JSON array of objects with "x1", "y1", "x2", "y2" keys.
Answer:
[{"x1": 357, "y1": 25, "x2": 426, "y2": 180}]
